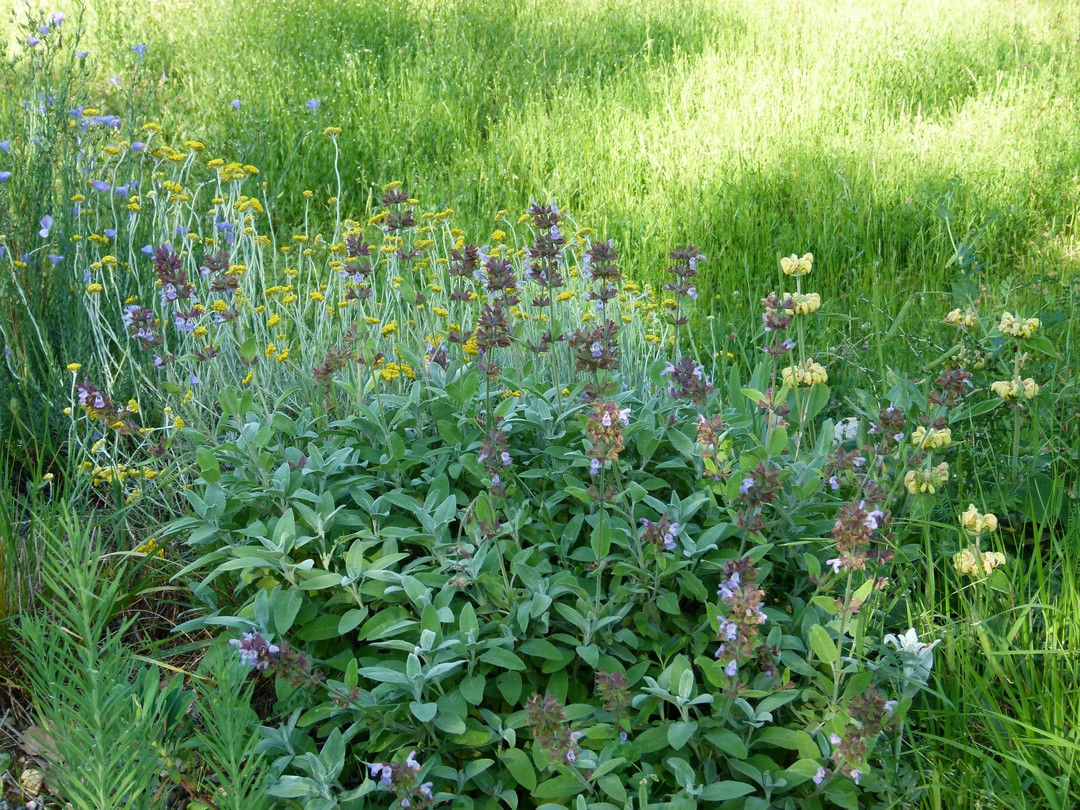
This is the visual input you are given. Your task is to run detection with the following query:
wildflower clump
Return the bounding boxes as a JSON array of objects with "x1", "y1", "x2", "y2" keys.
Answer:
[
  {"x1": 954, "y1": 545, "x2": 1006, "y2": 578},
  {"x1": 998, "y1": 311, "x2": 1041, "y2": 339},
  {"x1": 990, "y1": 376, "x2": 1039, "y2": 401}
]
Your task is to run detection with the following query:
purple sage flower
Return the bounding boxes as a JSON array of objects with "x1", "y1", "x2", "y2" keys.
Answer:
[{"x1": 813, "y1": 767, "x2": 827, "y2": 786}]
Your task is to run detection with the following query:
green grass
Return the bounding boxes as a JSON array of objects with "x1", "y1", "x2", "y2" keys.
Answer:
[{"x1": 59, "y1": 0, "x2": 1080, "y2": 305}]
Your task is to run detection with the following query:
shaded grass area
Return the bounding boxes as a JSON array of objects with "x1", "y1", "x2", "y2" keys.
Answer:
[{"x1": 66, "y1": 0, "x2": 1080, "y2": 305}]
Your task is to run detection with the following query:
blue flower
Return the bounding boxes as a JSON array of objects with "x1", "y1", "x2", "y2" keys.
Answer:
[
  {"x1": 26, "y1": 36, "x2": 40, "y2": 48},
  {"x1": 90, "y1": 179, "x2": 110, "y2": 191},
  {"x1": 50, "y1": 11, "x2": 65, "y2": 26},
  {"x1": 39, "y1": 215, "x2": 53, "y2": 238},
  {"x1": 131, "y1": 44, "x2": 148, "y2": 56},
  {"x1": 0, "y1": 172, "x2": 11, "y2": 184},
  {"x1": 0, "y1": 139, "x2": 9, "y2": 153},
  {"x1": 104, "y1": 228, "x2": 116, "y2": 238},
  {"x1": 231, "y1": 98, "x2": 241, "y2": 111},
  {"x1": 75, "y1": 50, "x2": 88, "y2": 59},
  {"x1": 305, "y1": 98, "x2": 320, "y2": 112},
  {"x1": 47, "y1": 254, "x2": 64, "y2": 265},
  {"x1": 140, "y1": 245, "x2": 154, "y2": 256}
]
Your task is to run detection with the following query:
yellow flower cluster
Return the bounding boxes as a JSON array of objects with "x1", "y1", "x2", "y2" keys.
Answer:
[
  {"x1": 790, "y1": 291, "x2": 821, "y2": 316},
  {"x1": 911, "y1": 425, "x2": 952, "y2": 450},
  {"x1": 379, "y1": 362, "x2": 416, "y2": 382},
  {"x1": 135, "y1": 537, "x2": 166, "y2": 558},
  {"x1": 998, "y1": 311, "x2": 1040, "y2": 339},
  {"x1": 781, "y1": 359, "x2": 827, "y2": 388},
  {"x1": 953, "y1": 545, "x2": 1006, "y2": 578},
  {"x1": 960, "y1": 504, "x2": 998, "y2": 536},
  {"x1": 944, "y1": 308, "x2": 978, "y2": 328},
  {"x1": 990, "y1": 377, "x2": 1039, "y2": 401},
  {"x1": 904, "y1": 462, "x2": 949, "y2": 495},
  {"x1": 781, "y1": 252, "x2": 814, "y2": 277}
]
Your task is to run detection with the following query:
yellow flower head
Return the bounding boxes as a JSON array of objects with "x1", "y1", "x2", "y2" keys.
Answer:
[
  {"x1": 953, "y1": 544, "x2": 1005, "y2": 578},
  {"x1": 781, "y1": 358, "x2": 827, "y2": 388},
  {"x1": 781, "y1": 252, "x2": 814, "y2": 277},
  {"x1": 998, "y1": 311, "x2": 1040, "y2": 339},
  {"x1": 66, "y1": 362, "x2": 82, "y2": 372},
  {"x1": 790, "y1": 291, "x2": 821, "y2": 316},
  {"x1": 991, "y1": 377, "x2": 1039, "y2": 401},
  {"x1": 944, "y1": 307, "x2": 978, "y2": 328},
  {"x1": 960, "y1": 504, "x2": 998, "y2": 536},
  {"x1": 911, "y1": 425, "x2": 952, "y2": 450}
]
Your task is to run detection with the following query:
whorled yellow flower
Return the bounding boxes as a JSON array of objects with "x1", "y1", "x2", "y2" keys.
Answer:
[
  {"x1": 911, "y1": 425, "x2": 952, "y2": 450},
  {"x1": 781, "y1": 358, "x2": 827, "y2": 388},
  {"x1": 953, "y1": 545, "x2": 1006, "y2": 578},
  {"x1": 990, "y1": 377, "x2": 1039, "y2": 401},
  {"x1": 904, "y1": 462, "x2": 949, "y2": 495},
  {"x1": 781, "y1": 252, "x2": 814, "y2": 277},
  {"x1": 790, "y1": 292, "x2": 821, "y2": 315},
  {"x1": 944, "y1": 308, "x2": 978, "y2": 328},
  {"x1": 998, "y1": 311, "x2": 1041, "y2": 339},
  {"x1": 960, "y1": 503, "x2": 998, "y2": 536}
]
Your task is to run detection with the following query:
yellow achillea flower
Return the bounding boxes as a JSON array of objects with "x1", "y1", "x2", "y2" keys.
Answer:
[
  {"x1": 267, "y1": 313, "x2": 281, "y2": 328},
  {"x1": 953, "y1": 545, "x2": 1005, "y2": 578},
  {"x1": 433, "y1": 307, "x2": 449, "y2": 317},
  {"x1": 184, "y1": 140, "x2": 206, "y2": 151},
  {"x1": 85, "y1": 283, "x2": 104, "y2": 294},
  {"x1": 381, "y1": 321, "x2": 398, "y2": 337},
  {"x1": 380, "y1": 363, "x2": 402, "y2": 381},
  {"x1": 556, "y1": 290, "x2": 575, "y2": 302},
  {"x1": 135, "y1": 537, "x2": 165, "y2": 558},
  {"x1": 781, "y1": 252, "x2": 814, "y2": 277},
  {"x1": 998, "y1": 311, "x2": 1040, "y2": 339},
  {"x1": 501, "y1": 389, "x2": 522, "y2": 399},
  {"x1": 66, "y1": 362, "x2": 82, "y2": 372},
  {"x1": 463, "y1": 336, "x2": 479, "y2": 356},
  {"x1": 173, "y1": 417, "x2": 185, "y2": 430},
  {"x1": 276, "y1": 348, "x2": 291, "y2": 363},
  {"x1": 322, "y1": 126, "x2": 342, "y2": 138},
  {"x1": 265, "y1": 342, "x2": 278, "y2": 358},
  {"x1": 911, "y1": 425, "x2": 951, "y2": 450},
  {"x1": 990, "y1": 377, "x2": 1039, "y2": 401},
  {"x1": 781, "y1": 359, "x2": 827, "y2": 388},
  {"x1": 960, "y1": 504, "x2": 998, "y2": 536},
  {"x1": 241, "y1": 370, "x2": 253, "y2": 385},
  {"x1": 310, "y1": 292, "x2": 325, "y2": 302}
]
